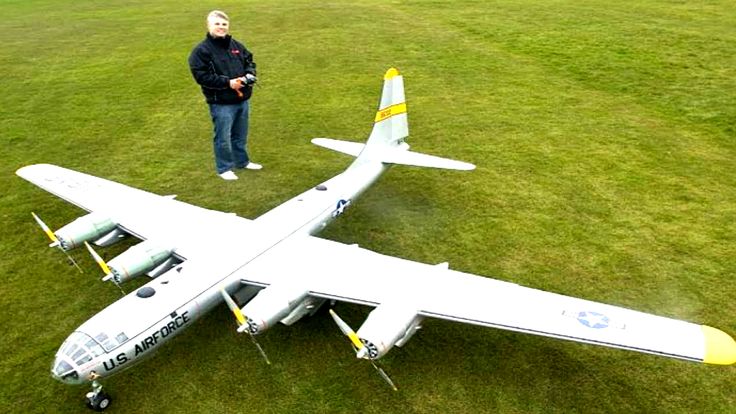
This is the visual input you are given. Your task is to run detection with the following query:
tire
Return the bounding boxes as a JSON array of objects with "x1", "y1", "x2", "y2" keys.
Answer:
[{"x1": 87, "y1": 392, "x2": 112, "y2": 412}]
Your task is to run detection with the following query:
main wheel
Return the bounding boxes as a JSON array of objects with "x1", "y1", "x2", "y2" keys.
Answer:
[{"x1": 86, "y1": 391, "x2": 112, "y2": 412}]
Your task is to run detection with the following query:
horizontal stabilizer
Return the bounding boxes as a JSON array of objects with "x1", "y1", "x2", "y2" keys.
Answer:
[
  {"x1": 312, "y1": 138, "x2": 364, "y2": 157},
  {"x1": 382, "y1": 149, "x2": 476, "y2": 171},
  {"x1": 312, "y1": 138, "x2": 475, "y2": 171}
]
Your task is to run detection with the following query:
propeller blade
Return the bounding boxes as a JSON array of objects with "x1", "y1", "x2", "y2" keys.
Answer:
[
  {"x1": 64, "y1": 251, "x2": 85, "y2": 274},
  {"x1": 219, "y1": 288, "x2": 271, "y2": 365},
  {"x1": 328, "y1": 308, "x2": 365, "y2": 351},
  {"x1": 84, "y1": 242, "x2": 125, "y2": 294},
  {"x1": 370, "y1": 360, "x2": 398, "y2": 391},
  {"x1": 32, "y1": 212, "x2": 83, "y2": 273},
  {"x1": 246, "y1": 331, "x2": 272, "y2": 365},
  {"x1": 84, "y1": 241, "x2": 111, "y2": 276},
  {"x1": 31, "y1": 212, "x2": 59, "y2": 247},
  {"x1": 329, "y1": 309, "x2": 398, "y2": 390},
  {"x1": 219, "y1": 288, "x2": 247, "y2": 326}
]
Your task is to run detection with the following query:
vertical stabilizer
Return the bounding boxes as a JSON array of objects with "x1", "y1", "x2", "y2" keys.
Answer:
[
  {"x1": 312, "y1": 68, "x2": 475, "y2": 171},
  {"x1": 364, "y1": 68, "x2": 408, "y2": 151}
]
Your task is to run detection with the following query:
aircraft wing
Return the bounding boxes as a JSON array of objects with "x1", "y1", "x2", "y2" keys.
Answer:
[
  {"x1": 242, "y1": 234, "x2": 736, "y2": 365},
  {"x1": 16, "y1": 163, "x2": 252, "y2": 260},
  {"x1": 17, "y1": 164, "x2": 735, "y2": 365}
]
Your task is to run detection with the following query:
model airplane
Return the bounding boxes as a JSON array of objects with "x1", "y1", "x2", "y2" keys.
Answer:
[{"x1": 17, "y1": 68, "x2": 736, "y2": 411}]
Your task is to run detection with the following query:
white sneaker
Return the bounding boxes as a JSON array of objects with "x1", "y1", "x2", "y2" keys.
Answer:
[
  {"x1": 219, "y1": 171, "x2": 238, "y2": 180},
  {"x1": 245, "y1": 162, "x2": 262, "y2": 170}
]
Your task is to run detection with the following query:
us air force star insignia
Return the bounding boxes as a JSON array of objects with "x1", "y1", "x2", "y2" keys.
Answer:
[
  {"x1": 332, "y1": 199, "x2": 351, "y2": 217},
  {"x1": 577, "y1": 311, "x2": 610, "y2": 329}
]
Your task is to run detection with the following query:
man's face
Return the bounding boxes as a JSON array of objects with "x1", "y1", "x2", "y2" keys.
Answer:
[{"x1": 207, "y1": 16, "x2": 229, "y2": 38}]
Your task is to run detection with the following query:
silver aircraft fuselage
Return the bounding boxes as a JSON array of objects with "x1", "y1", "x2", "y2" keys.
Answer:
[{"x1": 51, "y1": 161, "x2": 387, "y2": 385}]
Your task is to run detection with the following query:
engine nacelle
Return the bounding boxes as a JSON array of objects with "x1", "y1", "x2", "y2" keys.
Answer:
[
  {"x1": 55, "y1": 213, "x2": 117, "y2": 250},
  {"x1": 93, "y1": 227, "x2": 127, "y2": 247},
  {"x1": 356, "y1": 304, "x2": 423, "y2": 359},
  {"x1": 241, "y1": 285, "x2": 310, "y2": 334},
  {"x1": 107, "y1": 240, "x2": 174, "y2": 283},
  {"x1": 280, "y1": 297, "x2": 327, "y2": 326}
]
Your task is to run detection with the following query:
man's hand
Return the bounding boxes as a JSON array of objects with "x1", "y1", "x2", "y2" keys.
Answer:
[{"x1": 229, "y1": 78, "x2": 245, "y2": 90}]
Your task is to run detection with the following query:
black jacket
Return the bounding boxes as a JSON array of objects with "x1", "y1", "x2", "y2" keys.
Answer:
[{"x1": 188, "y1": 34, "x2": 256, "y2": 104}]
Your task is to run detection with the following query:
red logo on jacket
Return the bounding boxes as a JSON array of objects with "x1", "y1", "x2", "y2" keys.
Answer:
[{"x1": 231, "y1": 49, "x2": 240, "y2": 55}]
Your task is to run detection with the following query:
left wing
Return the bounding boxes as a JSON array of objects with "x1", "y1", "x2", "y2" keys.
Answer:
[
  {"x1": 16, "y1": 164, "x2": 253, "y2": 260},
  {"x1": 242, "y1": 234, "x2": 736, "y2": 365}
]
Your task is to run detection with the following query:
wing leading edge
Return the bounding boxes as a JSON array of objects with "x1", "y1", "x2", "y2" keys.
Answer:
[{"x1": 241, "y1": 234, "x2": 736, "y2": 365}]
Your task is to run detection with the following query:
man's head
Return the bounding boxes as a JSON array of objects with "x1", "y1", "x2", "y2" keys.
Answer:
[{"x1": 207, "y1": 10, "x2": 230, "y2": 38}]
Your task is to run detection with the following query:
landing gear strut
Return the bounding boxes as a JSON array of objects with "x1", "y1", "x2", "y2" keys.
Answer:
[{"x1": 85, "y1": 380, "x2": 112, "y2": 411}]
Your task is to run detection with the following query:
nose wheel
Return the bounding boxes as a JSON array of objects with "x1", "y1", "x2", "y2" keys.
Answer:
[{"x1": 85, "y1": 381, "x2": 112, "y2": 411}]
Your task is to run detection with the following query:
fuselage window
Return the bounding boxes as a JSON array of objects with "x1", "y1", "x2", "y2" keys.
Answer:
[{"x1": 115, "y1": 332, "x2": 129, "y2": 345}]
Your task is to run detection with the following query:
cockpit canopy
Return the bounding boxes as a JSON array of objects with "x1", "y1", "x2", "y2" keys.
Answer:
[{"x1": 51, "y1": 332, "x2": 107, "y2": 384}]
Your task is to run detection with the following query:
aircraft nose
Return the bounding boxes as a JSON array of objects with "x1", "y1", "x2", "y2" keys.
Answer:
[{"x1": 51, "y1": 355, "x2": 82, "y2": 384}]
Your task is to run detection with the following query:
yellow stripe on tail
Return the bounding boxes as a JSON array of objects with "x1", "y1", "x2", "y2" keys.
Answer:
[{"x1": 374, "y1": 103, "x2": 407, "y2": 123}]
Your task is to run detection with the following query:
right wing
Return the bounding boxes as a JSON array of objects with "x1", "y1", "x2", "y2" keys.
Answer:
[{"x1": 242, "y1": 234, "x2": 736, "y2": 365}]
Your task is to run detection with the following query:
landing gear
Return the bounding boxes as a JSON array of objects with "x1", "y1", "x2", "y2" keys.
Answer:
[{"x1": 85, "y1": 380, "x2": 112, "y2": 411}]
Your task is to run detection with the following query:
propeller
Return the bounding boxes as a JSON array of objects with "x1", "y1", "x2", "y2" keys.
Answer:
[
  {"x1": 84, "y1": 241, "x2": 126, "y2": 295},
  {"x1": 219, "y1": 288, "x2": 271, "y2": 365},
  {"x1": 31, "y1": 212, "x2": 83, "y2": 273},
  {"x1": 328, "y1": 309, "x2": 398, "y2": 391}
]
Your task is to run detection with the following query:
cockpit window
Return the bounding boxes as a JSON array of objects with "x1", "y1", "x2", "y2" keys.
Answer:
[
  {"x1": 54, "y1": 359, "x2": 74, "y2": 377},
  {"x1": 86, "y1": 339, "x2": 104, "y2": 357},
  {"x1": 95, "y1": 332, "x2": 117, "y2": 352},
  {"x1": 52, "y1": 332, "x2": 108, "y2": 384},
  {"x1": 59, "y1": 332, "x2": 105, "y2": 366},
  {"x1": 63, "y1": 343, "x2": 79, "y2": 358},
  {"x1": 71, "y1": 347, "x2": 86, "y2": 362},
  {"x1": 76, "y1": 355, "x2": 93, "y2": 365},
  {"x1": 53, "y1": 359, "x2": 79, "y2": 383}
]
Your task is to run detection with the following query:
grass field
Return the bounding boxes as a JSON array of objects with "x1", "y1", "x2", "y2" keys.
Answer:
[{"x1": 1, "y1": 0, "x2": 735, "y2": 412}]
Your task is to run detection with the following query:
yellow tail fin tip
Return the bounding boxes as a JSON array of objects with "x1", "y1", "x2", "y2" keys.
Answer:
[{"x1": 384, "y1": 68, "x2": 400, "y2": 80}]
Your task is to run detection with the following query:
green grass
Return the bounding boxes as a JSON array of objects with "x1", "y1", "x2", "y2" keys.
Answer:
[{"x1": 1, "y1": 0, "x2": 735, "y2": 412}]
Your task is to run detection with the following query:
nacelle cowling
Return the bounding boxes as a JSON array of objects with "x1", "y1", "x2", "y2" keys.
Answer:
[
  {"x1": 55, "y1": 213, "x2": 117, "y2": 250},
  {"x1": 356, "y1": 304, "x2": 423, "y2": 359},
  {"x1": 93, "y1": 227, "x2": 127, "y2": 247},
  {"x1": 107, "y1": 240, "x2": 174, "y2": 283},
  {"x1": 241, "y1": 285, "x2": 311, "y2": 334}
]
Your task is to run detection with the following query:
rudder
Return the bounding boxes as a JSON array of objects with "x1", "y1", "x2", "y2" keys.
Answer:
[{"x1": 364, "y1": 68, "x2": 408, "y2": 150}]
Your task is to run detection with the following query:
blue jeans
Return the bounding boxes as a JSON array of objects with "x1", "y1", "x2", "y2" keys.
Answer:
[{"x1": 208, "y1": 100, "x2": 250, "y2": 174}]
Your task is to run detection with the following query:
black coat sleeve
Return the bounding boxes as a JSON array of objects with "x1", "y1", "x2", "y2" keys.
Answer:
[
  {"x1": 243, "y1": 49, "x2": 256, "y2": 76},
  {"x1": 188, "y1": 45, "x2": 229, "y2": 90}
]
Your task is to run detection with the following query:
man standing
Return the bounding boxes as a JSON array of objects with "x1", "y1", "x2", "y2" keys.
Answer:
[{"x1": 189, "y1": 10, "x2": 261, "y2": 180}]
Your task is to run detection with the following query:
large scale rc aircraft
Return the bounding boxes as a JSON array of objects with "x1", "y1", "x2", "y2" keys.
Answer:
[{"x1": 17, "y1": 68, "x2": 736, "y2": 411}]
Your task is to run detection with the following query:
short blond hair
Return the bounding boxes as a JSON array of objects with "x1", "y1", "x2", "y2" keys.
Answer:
[{"x1": 207, "y1": 10, "x2": 229, "y2": 23}]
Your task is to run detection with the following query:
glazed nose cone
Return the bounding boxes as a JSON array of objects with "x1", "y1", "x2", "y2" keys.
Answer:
[{"x1": 51, "y1": 354, "x2": 82, "y2": 385}]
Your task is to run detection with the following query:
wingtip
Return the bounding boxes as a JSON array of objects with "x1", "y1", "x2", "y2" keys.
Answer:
[
  {"x1": 701, "y1": 325, "x2": 736, "y2": 365},
  {"x1": 15, "y1": 165, "x2": 34, "y2": 177},
  {"x1": 459, "y1": 162, "x2": 477, "y2": 171},
  {"x1": 16, "y1": 163, "x2": 54, "y2": 178}
]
